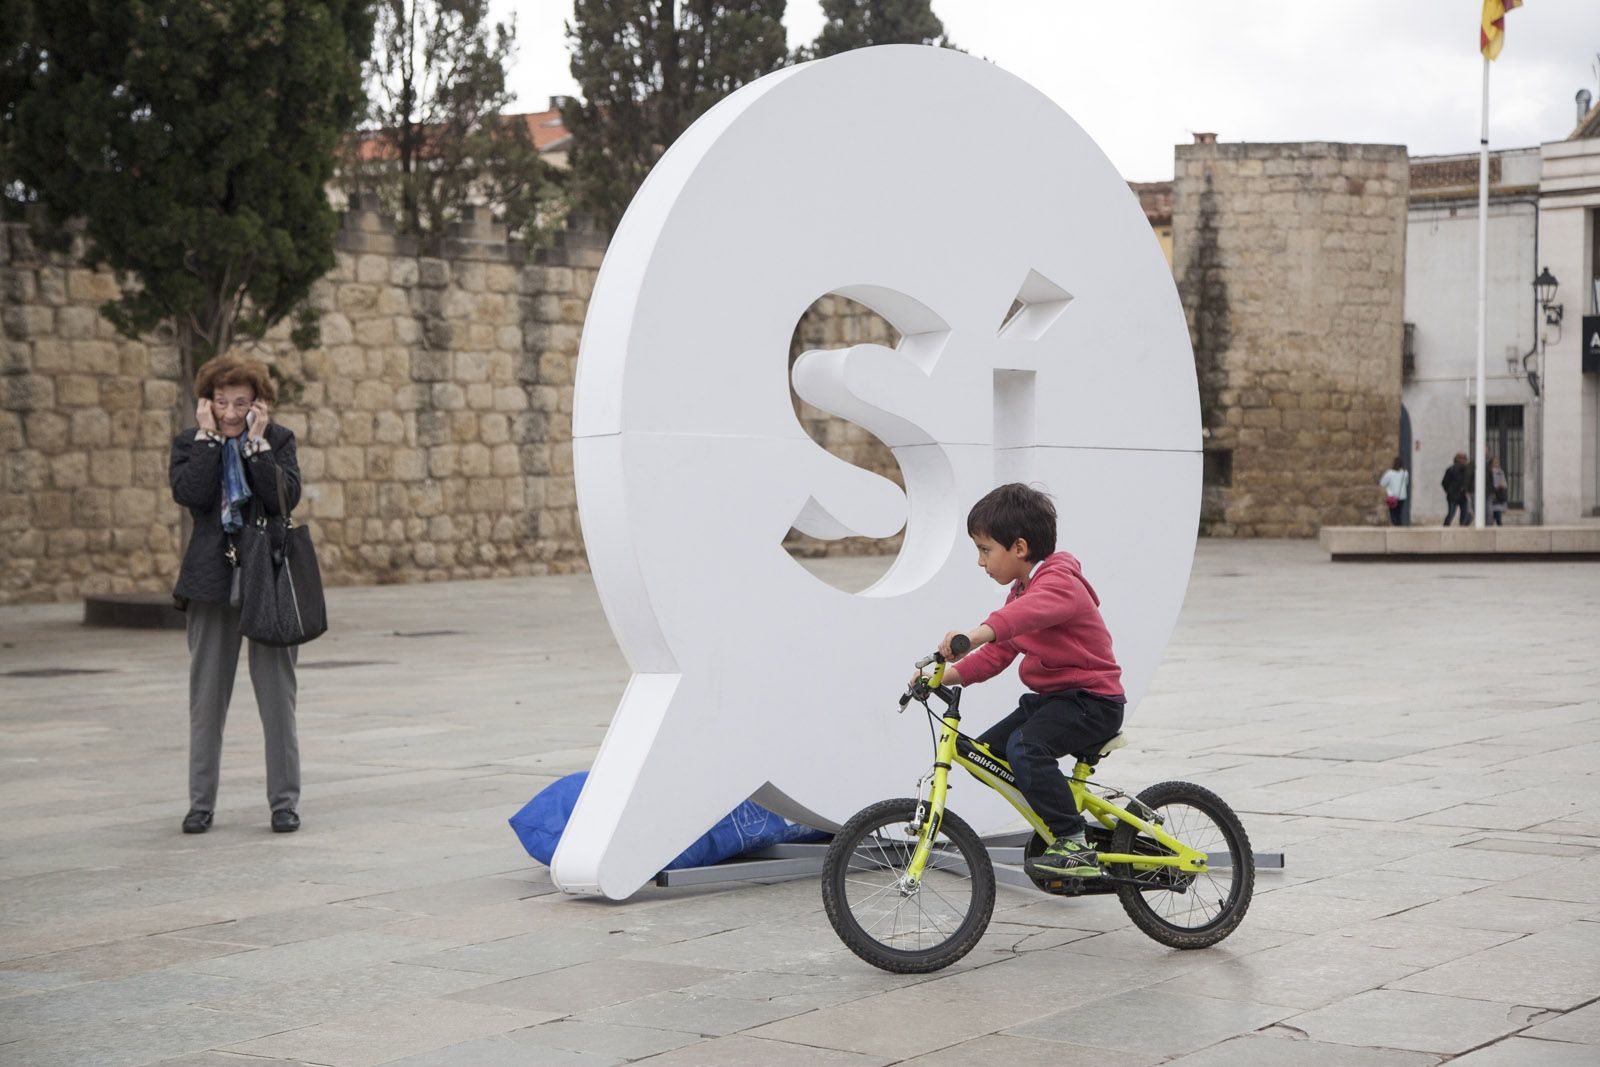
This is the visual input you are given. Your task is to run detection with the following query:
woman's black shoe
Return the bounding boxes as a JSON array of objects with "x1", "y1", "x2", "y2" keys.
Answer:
[
  {"x1": 271, "y1": 809, "x2": 300, "y2": 833},
  {"x1": 182, "y1": 810, "x2": 213, "y2": 834}
]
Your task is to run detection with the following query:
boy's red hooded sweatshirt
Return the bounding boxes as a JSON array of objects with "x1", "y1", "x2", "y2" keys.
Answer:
[{"x1": 955, "y1": 552, "x2": 1123, "y2": 699}]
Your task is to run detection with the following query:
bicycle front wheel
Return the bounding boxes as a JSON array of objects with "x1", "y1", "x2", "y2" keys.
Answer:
[
  {"x1": 821, "y1": 798, "x2": 995, "y2": 973},
  {"x1": 1108, "y1": 780, "x2": 1254, "y2": 949}
]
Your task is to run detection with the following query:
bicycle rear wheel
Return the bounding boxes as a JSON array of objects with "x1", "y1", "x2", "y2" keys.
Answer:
[
  {"x1": 821, "y1": 798, "x2": 995, "y2": 973},
  {"x1": 1108, "y1": 780, "x2": 1253, "y2": 949}
]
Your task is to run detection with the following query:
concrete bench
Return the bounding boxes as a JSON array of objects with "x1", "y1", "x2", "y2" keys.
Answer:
[{"x1": 1319, "y1": 525, "x2": 1600, "y2": 561}]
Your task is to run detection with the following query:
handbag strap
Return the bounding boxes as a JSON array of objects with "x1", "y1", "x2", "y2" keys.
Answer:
[{"x1": 270, "y1": 457, "x2": 292, "y2": 525}]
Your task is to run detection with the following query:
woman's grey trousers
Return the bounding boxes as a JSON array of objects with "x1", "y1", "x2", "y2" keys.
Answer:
[{"x1": 187, "y1": 599, "x2": 300, "y2": 813}]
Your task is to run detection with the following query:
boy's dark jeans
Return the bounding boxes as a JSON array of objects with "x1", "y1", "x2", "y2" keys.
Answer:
[{"x1": 976, "y1": 689, "x2": 1124, "y2": 839}]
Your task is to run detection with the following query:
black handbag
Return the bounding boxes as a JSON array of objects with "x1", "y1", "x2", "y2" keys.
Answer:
[{"x1": 235, "y1": 460, "x2": 327, "y2": 646}]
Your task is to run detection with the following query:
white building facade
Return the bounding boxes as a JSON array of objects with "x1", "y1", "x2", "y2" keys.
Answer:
[{"x1": 1404, "y1": 111, "x2": 1600, "y2": 525}]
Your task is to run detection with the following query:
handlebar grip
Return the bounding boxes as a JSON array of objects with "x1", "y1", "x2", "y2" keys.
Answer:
[
  {"x1": 898, "y1": 691, "x2": 913, "y2": 708},
  {"x1": 949, "y1": 633, "x2": 971, "y2": 657}
]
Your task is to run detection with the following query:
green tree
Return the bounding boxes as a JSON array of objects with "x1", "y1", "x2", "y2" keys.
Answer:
[
  {"x1": 808, "y1": 0, "x2": 952, "y2": 59},
  {"x1": 2, "y1": 0, "x2": 372, "y2": 392},
  {"x1": 565, "y1": 0, "x2": 788, "y2": 230},
  {"x1": 344, "y1": 0, "x2": 549, "y2": 242}
]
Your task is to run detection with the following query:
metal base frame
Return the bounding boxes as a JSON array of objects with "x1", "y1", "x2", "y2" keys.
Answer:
[{"x1": 654, "y1": 838, "x2": 1285, "y2": 889}]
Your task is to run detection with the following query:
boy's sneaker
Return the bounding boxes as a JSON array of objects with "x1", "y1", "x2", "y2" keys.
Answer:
[{"x1": 1031, "y1": 835, "x2": 1101, "y2": 878}]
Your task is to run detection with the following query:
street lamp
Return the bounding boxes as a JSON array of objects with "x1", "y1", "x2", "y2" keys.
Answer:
[{"x1": 1534, "y1": 266, "x2": 1563, "y2": 326}]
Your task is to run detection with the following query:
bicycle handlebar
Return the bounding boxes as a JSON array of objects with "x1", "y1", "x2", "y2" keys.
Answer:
[{"x1": 900, "y1": 633, "x2": 973, "y2": 709}]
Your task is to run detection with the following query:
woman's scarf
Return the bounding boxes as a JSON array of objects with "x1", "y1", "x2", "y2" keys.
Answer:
[{"x1": 220, "y1": 437, "x2": 252, "y2": 533}]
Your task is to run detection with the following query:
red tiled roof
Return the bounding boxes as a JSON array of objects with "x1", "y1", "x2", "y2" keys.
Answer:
[{"x1": 350, "y1": 108, "x2": 570, "y2": 163}]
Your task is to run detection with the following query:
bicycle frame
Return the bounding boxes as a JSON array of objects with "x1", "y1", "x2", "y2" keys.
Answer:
[{"x1": 904, "y1": 674, "x2": 1209, "y2": 884}]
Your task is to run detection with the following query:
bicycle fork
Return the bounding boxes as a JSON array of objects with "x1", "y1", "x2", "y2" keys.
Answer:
[{"x1": 904, "y1": 714, "x2": 960, "y2": 888}]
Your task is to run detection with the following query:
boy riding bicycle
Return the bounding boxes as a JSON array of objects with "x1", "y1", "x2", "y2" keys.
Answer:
[{"x1": 932, "y1": 483, "x2": 1125, "y2": 878}]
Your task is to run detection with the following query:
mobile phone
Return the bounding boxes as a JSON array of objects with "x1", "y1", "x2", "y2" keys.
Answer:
[{"x1": 245, "y1": 410, "x2": 255, "y2": 428}]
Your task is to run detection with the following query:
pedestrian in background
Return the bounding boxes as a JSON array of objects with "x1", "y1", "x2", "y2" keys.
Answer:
[
  {"x1": 1489, "y1": 455, "x2": 1509, "y2": 526},
  {"x1": 1441, "y1": 452, "x2": 1472, "y2": 527},
  {"x1": 1379, "y1": 456, "x2": 1408, "y2": 526},
  {"x1": 169, "y1": 354, "x2": 303, "y2": 835}
]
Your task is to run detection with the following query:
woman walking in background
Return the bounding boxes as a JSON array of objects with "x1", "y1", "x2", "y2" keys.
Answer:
[
  {"x1": 1379, "y1": 456, "x2": 1409, "y2": 526},
  {"x1": 1489, "y1": 455, "x2": 1509, "y2": 526},
  {"x1": 169, "y1": 354, "x2": 303, "y2": 835}
]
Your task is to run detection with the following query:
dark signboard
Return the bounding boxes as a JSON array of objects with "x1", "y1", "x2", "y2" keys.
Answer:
[{"x1": 1586, "y1": 315, "x2": 1600, "y2": 375}]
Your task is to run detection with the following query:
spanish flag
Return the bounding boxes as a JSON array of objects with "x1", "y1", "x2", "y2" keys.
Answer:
[{"x1": 1480, "y1": 0, "x2": 1522, "y2": 61}]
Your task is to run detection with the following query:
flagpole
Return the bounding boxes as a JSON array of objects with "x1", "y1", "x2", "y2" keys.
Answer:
[{"x1": 1474, "y1": 55, "x2": 1489, "y2": 528}]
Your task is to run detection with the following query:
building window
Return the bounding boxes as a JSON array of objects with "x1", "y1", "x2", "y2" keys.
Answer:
[{"x1": 1475, "y1": 405, "x2": 1524, "y2": 508}]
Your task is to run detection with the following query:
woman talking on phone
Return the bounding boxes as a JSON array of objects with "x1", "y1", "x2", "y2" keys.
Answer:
[{"x1": 168, "y1": 354, "x2": 303, "y2": 835}]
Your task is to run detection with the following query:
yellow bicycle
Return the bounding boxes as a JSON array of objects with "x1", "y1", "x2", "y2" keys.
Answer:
[{"x1": 821, "y1": 636, "x2": 1254, "y2": 973}]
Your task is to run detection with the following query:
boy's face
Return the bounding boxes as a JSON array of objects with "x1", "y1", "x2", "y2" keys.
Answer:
[{"x1": 972, "y1": 533, "x2": 1032, "y2": 586}]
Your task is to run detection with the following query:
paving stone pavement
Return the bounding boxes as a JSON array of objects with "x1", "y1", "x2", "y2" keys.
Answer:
[{"x1": 1, "y1": 540, "x2": 1597, "y2": 1065}]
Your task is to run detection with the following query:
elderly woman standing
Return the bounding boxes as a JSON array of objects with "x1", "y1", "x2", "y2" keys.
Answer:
[{"x1": 169, "y1": 354, "x2": 303, "y2": 834}]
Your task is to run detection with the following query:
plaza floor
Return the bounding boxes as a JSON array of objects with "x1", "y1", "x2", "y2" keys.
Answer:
[{"x1": 1, "y1": 540, "x2": 1598, "y2": 1066}]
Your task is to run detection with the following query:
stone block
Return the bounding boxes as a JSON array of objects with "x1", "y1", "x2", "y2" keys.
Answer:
[
  {"x1": 88, "y1": 450, "x2": 132, "y2": 487},
  {"x1": 56, "y1": 305, "x2": 99, "y2": 339},
  {"x1": 491, "y1": 443, "x2": 520, "y2": 477},
  {"x1": 72, "y1": 486, "x2": 111, "y2": 524},
  {"x1": 418, "y1": 257, "x2": 450, "y2": 287},
  {"x1": 119, "y1": 341, "x2": 151, "y2": 376},
  {"x1": 4, "y1": 304, "x2": 53, "y2": 339},
  {"x1": 329, "y1": 345, "x2": 367, "y2": 380},
  {"x1": 432, "y1": 383, "x2": 467, "y2": 410},
  {"x1": 429, "y1": 444, "x2": 459, "y2": 478},
  {"x1": 1385, "y1": 528, "x2": 1443, "y2": 561},
  {"x1": 32, "y1": 490, "x2": 69, "y2": 527},
  {"x1": 2, "y1": 373, "x2": 55, "y2": 411},
  {"x1": 25, "y1": 411, "x2": 69, "y2": 451},
  {"x1": 49, "y1": 451, "x2": 88, "y2": 489},
  {"x1": 113, "y1": 487, "x2": 157, "y2": 524},
  {"x1": 354, "y1": 381, "x2": 392, "y2": 411},
  {"x1": 459, "y1": 443, "x2": 492, "y2": 477},
  {"x1": 456, "y1": 261, "x2": 487, "y2": 293},
  {"x1": 374, "y1": 410, "x2": 407, "y2": 443},
  {"x1": 356, "y1": 254, "x2": 390, "y2": 284},
  {"x1": 72, "y1": 339, "x2": 119, "y2": 374},
  {"x1": 1494, "y1": 527, "x2": 1550, "y2": 553},
  {"x1": 337, "y1": 283, "x2": 378, "y2": 313},
  {"x1": 1551, "y1": 527, "x2": 1600, "y2": 553},
  {"x1": 340, "y1": 412, "x2": 375, "y2": 445},
  {"x1": 479, "y1": 413, "x2": 509, "y2": 445},
  {"x1": 0, "y1": 411, "x2": 21, "y2": 451},
  {"x1": 327, "y1": 446, "x2": 365, "y2": 480},
  {"x1": 320, "y1": 312, "x2": 354, "y2": 346},
  {"x1": 1438, "y1": 527, "x2": 1496, "y2": 553},
  {"x1": 355, "y1": 317, "x2": 394, "y2": 346},
  {"x1": 67, "y1": 268, "x2": 120, "y2": 303},
  {"x1": 466, "y1": 383, "x2": 493, "y2": 409},
  {"x1": 143, "y1": 380, "x2": 179, "y2": 411},
  {"x1": 467, "y1": 477, "x2": 504, "y2": 511},
  {"x1": 493, "y1": 386, "x2": 528, "y2": 411},
  {"x1": 392, "y1": 447, "x2": 426, "y2": 481}
]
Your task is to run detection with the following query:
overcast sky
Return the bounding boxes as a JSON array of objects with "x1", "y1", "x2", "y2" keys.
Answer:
[{"x1": 501, "y1": 1, "x2": 1600, "y2": 182}]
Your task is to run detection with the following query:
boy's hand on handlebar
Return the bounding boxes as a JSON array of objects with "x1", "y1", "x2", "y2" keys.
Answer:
[{"x1": 939, "y1": 625, "x2": 993, "y2": 661}]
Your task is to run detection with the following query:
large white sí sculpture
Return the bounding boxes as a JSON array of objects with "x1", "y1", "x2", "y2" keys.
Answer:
[{"x1": 554, "y1": 46, "x2": 1200, "y2": 900}]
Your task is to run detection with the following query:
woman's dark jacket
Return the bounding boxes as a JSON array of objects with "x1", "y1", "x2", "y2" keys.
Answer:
[{"x1": 169, "y1": 423, "x2": 301, "y2": 605}]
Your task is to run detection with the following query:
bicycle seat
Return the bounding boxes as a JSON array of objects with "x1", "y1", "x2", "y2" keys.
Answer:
[{"x1": 1073, "y1": 732, "x2": 1129, "y2": 766}]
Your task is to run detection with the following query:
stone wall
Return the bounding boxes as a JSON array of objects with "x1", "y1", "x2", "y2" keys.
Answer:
[
  {"x1": 0, "y1": 204, "x2": 603, "y2": 604},
  {"x1": 1172, "y1": 142, "x2": 1409, "y2": 536},
  {"x1": 3, "y1": 143, "x2": 1419, "y2": 603},
  {"x1": 785, "y1": 295, "x2": 903, "y2": 558}
]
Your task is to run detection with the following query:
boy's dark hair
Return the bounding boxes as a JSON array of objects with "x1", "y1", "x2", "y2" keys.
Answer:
[{"x1": 967, "y1": 483, "x2": 1056, "y2": 561}]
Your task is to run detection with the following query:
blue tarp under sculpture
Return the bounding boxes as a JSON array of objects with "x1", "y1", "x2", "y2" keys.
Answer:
[{"x1": 511, "y1": 772, "x2": 828, "y2": 871}]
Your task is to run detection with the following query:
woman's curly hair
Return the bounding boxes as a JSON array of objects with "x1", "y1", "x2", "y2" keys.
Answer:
[{"x1": 193, "y1": 354, "x2": 276, "y2": 404}]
